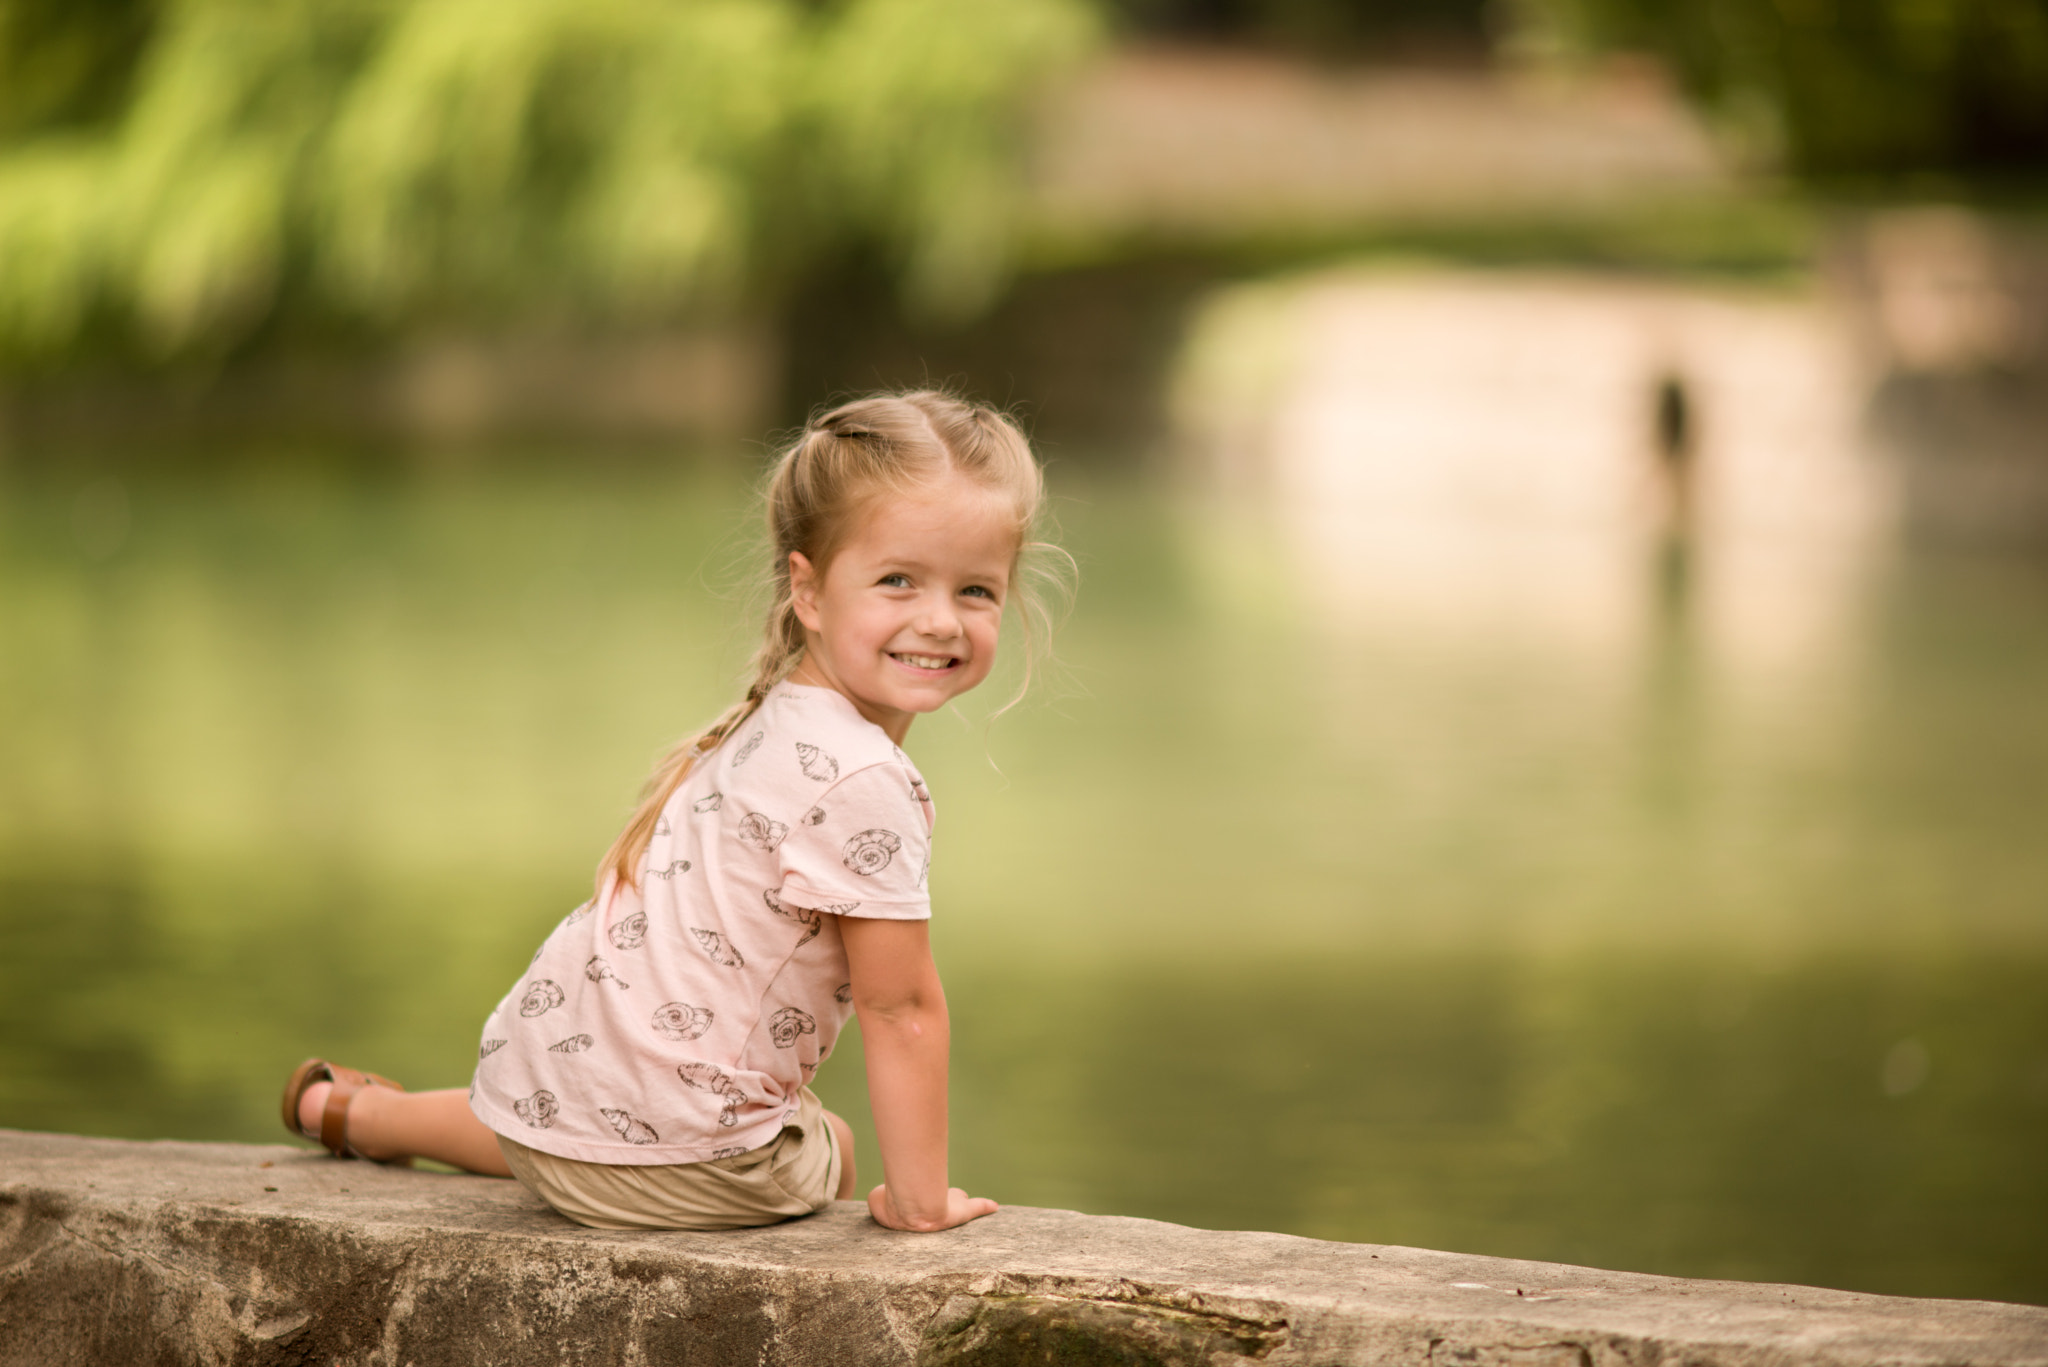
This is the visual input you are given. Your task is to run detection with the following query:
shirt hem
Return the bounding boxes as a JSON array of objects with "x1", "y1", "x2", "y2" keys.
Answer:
[
  {"x1": 780, "y1": 883, "x2": 930, "y2": 920},
  {"x1": 470, "y1": 1095, "x2": 793, "y2": 1167}
]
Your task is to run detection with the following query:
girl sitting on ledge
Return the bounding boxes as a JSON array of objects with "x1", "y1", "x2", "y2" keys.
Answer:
[{"x1": 282, "y1": 390, "x2": 1062, "y2": 1234}]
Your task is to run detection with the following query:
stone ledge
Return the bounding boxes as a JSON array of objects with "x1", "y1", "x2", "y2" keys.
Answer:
[{"x1": 1, "y1": 1129, "x2": 2042, "y2": 1367}]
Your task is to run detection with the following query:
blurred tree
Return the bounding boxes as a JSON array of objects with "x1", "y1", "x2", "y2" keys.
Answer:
[
  {"x1": 0, "y1": 0, "x2": 1097, "y2": 365},
  {"x1": 1104, "y1": 0, "x2": 1496, "y2": 60},
  {"x1": 0, "y1": 0, "x2": 158, "y2": 137},
  {"x1": 1525, "y1": 0, "x2": 2048, "y2": 186}
]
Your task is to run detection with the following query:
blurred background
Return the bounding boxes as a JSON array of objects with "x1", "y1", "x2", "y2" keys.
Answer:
[{"x1": 3, "y1": 0, "x2": 2046, "y2": 1305}]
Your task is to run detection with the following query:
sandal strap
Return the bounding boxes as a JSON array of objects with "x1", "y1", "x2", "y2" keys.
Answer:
[
  {"x1": 311, "y1": 1063, "x2": 408, "y2": 1159},
  {"x1": 318, "y1": 1068, "x2": 368, "y2": 1157}
]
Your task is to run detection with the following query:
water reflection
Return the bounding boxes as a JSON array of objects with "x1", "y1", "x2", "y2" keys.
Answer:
[
  {"x1": 1171, "y1": 267, "x2": 1889, "y2": 708},
  {"x1": 840, "y1": 950, "x2": 2048, "y2": 1302},
  {"x1": 1, "y1": 458, "x2": 2044, "y2": 1304}
]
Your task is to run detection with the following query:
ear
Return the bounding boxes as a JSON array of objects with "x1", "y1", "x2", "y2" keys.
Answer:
[{"x1": 788, "y1": 551, "x2": 823, "y2": 633}]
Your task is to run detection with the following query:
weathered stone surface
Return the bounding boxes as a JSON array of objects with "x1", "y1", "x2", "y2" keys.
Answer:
[{"x1": 1, "y1": 1129, "x2": 2041, "y2": 1367}]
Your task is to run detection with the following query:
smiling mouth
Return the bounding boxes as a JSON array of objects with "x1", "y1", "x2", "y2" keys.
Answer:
[{"x1": 891, "y1": 652, "x2": 959, "y2": 671}]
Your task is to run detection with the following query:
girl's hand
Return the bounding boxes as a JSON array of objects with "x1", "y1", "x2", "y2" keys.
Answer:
[{"x1": 867, "y1": 1183, "x2": 998, "y2": 1232}]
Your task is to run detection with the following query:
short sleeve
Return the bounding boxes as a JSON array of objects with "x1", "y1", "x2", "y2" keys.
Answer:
[{"x1": 778, "y1": 761, "x2": 932, "y2": 920}]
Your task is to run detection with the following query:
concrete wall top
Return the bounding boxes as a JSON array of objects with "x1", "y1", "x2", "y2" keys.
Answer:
[{"x1": 2, "y1": 1129, "x2": 2042, "y2": 1367}]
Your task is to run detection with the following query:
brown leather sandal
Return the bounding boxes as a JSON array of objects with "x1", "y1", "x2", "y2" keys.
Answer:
[{"x1": 280, "y1": 1058, "x2": 414, "y2": 1166}]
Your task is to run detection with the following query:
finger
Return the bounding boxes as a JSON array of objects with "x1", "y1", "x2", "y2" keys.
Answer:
[{"x1": 946, "y1": 1191, "x2": 997, "y2": 1223}]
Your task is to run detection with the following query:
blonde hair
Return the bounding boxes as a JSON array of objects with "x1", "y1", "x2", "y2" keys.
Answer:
[{"x1": 597, "y1": 389, "x2": 1062, "y2": 897}]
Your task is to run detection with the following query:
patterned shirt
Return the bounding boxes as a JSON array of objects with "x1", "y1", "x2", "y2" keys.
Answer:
[{"x1": 469, "y1": 682, "x2": 933, "y2": 1164}]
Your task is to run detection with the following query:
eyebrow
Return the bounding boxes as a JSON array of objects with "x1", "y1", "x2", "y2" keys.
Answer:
[{"x1": 870, "y1": 556, "x2": 1009, "y2": 582}]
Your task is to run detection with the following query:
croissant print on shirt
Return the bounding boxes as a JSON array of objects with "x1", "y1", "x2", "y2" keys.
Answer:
[
  {"x1": 690, "y1": 927, "x2": 743, "y2": 968},
  {"x1": 795, "y1": 742, "x2": 839, "y2": 783},
  {"x1": 677, "y1": 1061, "x2": 747, "y2": 1127},
  {"x1": 512, "y1": 1090, "x2": 559, "y2": 1128},
  {"x1": 693, "y1": 792, "x2": 723, "y2": 814},
  {"x1": 842, "y1": 829, "x2": 902, "y2": 876},
  {"x1": 518, "y1": 980, "x2": 566, "y2": 1017},
  {"x1": 732, "y1": 731, "x2": 765, "y2": 766},
  {"x1": 480, "y1": 1038, "x2": 508, "y2": 1059},
  {"x1": 737, "y1": 812, "x2": 788, "y2": 850},
  {"x1": 651, "y1": 1001, "x2": 714, "y2": 1041},
  {"x1": 585, "y1": 956, "x2": 629, "y2": 989},
  {"x1": 608, "y1": 912, "x2": 647, "y2": 951},
  {"x1": 549, "y1": 1033, "x2": 596, "y2": 1053},
  {"x1": 600, "y1": 1107, "x2": 660, "y2": 1145},
  {"x1": 768, "y1": 1006, "x2": 817, "y2": 1048}
]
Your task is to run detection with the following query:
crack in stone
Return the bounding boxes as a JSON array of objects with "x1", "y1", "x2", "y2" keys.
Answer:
[
  {"x1": 1428, "y1": 1335, "x2": 1597, "y2": 1367},
  {"x1": 920, "y1": 1289, "x2": 1290, "y2": 1367}
]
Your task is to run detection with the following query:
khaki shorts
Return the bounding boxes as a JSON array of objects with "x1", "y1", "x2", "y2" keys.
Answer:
[{"x1": 497, "y1": 1086, "x2": 842, "y2": 1231}]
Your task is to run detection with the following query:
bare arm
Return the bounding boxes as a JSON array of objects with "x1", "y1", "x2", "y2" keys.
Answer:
[{"x1": 837, "y1": 915, "x2": 998, "y2": 1232}]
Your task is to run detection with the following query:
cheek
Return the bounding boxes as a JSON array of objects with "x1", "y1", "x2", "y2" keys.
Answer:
[
  {"x1": 839, "y1": 610, "x2": 899, "y2": 661},
  {"x1": 968, "y1": 614, "x2": 1003, "y2": 662}
]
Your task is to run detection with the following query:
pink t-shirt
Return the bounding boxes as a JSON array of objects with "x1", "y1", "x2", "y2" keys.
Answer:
[{"x1": 469, "y1": 682, "x2": 933, "y2": 1164}]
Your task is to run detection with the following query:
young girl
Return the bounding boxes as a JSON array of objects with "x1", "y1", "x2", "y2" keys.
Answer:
[{"x1": 280, "y1": 390, "x2": 1054, "y2": 1234}]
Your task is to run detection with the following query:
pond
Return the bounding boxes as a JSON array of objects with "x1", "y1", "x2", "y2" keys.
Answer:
[{"x1": 1, "y1": 450, "x2": 2044, "y2": 1305}]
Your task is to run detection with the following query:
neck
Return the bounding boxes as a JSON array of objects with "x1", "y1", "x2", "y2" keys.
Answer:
[{"x1": 786, "y1": 656, "x2": 915, "y2": 745}]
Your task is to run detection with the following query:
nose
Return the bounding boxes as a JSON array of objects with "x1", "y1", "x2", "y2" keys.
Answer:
[{"x1": 914, "y1": 589, "x2": 963, "y2": 641}]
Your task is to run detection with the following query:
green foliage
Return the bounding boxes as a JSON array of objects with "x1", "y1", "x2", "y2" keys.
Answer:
[
  {"x1": 0, "y1": 0, "x2": 156, "y2": 137},
  {"x1": 1528, "y1": 0, "x2": 2048, "y2": 186},
  {"x1": 1102, "y1": 0, "x2": 1494, "y2": 56},
  {"x1": 0, "y1": 0, "x2": 1100, "y2": 363}
]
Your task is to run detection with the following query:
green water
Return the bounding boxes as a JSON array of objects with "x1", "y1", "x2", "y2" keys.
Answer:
[{"x1": 2, "y1": 455, "x2": 2044, "y2": 1304}]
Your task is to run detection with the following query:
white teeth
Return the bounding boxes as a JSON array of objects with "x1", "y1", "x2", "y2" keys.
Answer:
[{"x1": 895, "y1": 653, "x2": 954, "y2": 669}]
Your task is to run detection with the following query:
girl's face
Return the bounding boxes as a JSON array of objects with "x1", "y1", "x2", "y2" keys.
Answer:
[{"x1": 788, "y1": 469, "x2": 1018, "y2": 743}]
